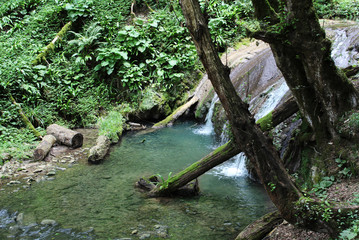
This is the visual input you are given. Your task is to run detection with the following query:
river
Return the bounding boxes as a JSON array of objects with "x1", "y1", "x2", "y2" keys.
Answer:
[{"x1": 0, "y1": 122, "x2": 273, "y2": 240}]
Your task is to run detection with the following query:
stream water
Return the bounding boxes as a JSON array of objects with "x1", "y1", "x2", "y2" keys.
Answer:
[{"x1": 0, "y1": 122, "x2": 273, "y2": 240}]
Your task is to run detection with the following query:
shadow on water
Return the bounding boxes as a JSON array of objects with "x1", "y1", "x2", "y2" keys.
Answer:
[{"x1": 0, "y1": 122, "x2": 273, "y2": 240}]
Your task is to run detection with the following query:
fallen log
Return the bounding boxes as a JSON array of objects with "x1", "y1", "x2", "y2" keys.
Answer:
[
  {"x1": 235, "y1": 211, "x2": 283, "y2": 240},
  {"x1": 153, "y1": 96, "x2": 199, "y2": 128},
  {"x1": 33, "y1": 135, "x2": 56, "y2": 161},
  {"x1": 145, "y1": 141, "x2": 241, "y2": 196},
  {"x1": 88, "y1": 135, "x2": 111, "y2": 163},
  {"x1": 256, "y1": 96, "x2": 298, "y2": 131},
  {"x1": 143, "y1": 96, "x2": 299, "y2": 196},
  {"x1": 46, "y1": 124, "x2": 83, "y2": 148}
]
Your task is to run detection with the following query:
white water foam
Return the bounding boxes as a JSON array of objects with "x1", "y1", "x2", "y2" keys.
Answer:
[
  {"x1": 211, "y1": 152, "x2": 248, "y2": 178},
  {"x1": 254, "y1": 79, "x2": 289, "y2": 120}
]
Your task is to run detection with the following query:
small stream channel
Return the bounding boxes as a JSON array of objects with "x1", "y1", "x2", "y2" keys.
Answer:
[{"x1": 0, "y1": 122, "x2": 273, "y2": 240}]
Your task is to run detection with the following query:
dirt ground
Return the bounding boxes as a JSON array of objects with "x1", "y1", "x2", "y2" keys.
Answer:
[{"x1": 267, "y1": 179, "x2": 359, "y2": 240}]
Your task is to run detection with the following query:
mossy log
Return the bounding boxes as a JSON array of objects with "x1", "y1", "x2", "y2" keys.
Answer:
[
  {"x1": 32, "y1": 21, "x2": 72, "y2": 65},
  {"x1": 33, "y1": 135, "x2": 56, "y2": 161},
  {"x1": 256, "y1": 96, "x2": 298, "y2": 131},
  {"x1": 9, "y1": 94, "x2": 42, "y2": 140},
  {"x1": 235, "y1": 211, "x2": 283, "y2": 240},
  {"x1": 88, "y1": 135, "x2": 111, "y2": 163},
  {"x1": 144, "y1": 141, "x2": 241, "y2": 196},
  {"x1": 46, "y1": 124, "x2": 83, "y2": 148},
  {"x1": 146, "y1": 97, "x2": 298, "y2": 196},
  {"x1": 153, "y1": 96, "x2": 199, "y2": 128}
]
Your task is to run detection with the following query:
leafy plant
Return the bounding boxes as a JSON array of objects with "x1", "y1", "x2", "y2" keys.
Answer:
[
  {"x1": 157, "y1": 172, "x2": 172, "y2": 190},
  {"x1": 69, "y1": 22, "x2": 103, "y2": 65},
  {"x1": 97, "y1": 111, "x2": 125, "y2": 143}
]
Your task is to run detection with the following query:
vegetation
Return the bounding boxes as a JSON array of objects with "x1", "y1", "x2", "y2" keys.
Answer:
[{"x1": 1, "y1": 0, "x2": 359, "y2": 237}]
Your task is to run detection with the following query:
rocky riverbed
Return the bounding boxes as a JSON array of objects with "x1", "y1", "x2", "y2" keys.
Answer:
[{"x1": 0, "y1": 129, "x2": 98, "y2": 191}]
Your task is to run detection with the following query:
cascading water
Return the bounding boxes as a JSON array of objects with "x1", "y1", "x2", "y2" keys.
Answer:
[
  {"x1": 253, "y1": 79, "x2": 289, "y2": 120},
  {"x1": 193, "y1": 94, "x2": 218, "y2": 135},
  {"x1": 195, "y1": 79, "x2": 290, "y2": 179}
]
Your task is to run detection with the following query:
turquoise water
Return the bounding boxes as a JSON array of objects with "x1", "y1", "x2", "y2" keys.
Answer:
[{"x1": 0, "y1": 122, "x2": 273, "y2": 239}]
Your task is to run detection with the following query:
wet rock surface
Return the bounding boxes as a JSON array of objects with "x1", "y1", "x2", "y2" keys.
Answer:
[{"x1": 0, "y1": 210, "x2": 96, "y2": 239}]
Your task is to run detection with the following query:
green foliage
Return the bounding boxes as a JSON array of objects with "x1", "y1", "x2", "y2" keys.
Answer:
[
  {"x1": 309, "y1": 176, "x2": 335, "y2": 199},
  {"x1": 0, "y1": 125, "x2": 41, "y2": 162},
  {"x1": 97, "y1": 111, "x2": 125, "y2": 143},
  {"x1": 69, "y1": 22, "x2": 103, "y2": 65},
  {"x1": 314, "y1": 0, "x2": 359, "y2": 20},
  {"x1": 200, "y1": 0, "x2": 253, "y2": 51},
  {"x1": 65, "y1": 0, "x2": 94, "y2": 21},
  {"x1": 157, "y1": 172, "x2": 172, "y2": 190}
]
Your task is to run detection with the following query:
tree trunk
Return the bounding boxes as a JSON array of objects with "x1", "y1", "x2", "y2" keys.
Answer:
[
  {"x1": 150, "y1": 141, "x2": 240, "y2": 195},
  {"x1": 179, "y1": 0, "x2": 359, "y2": 235},
  {"x1": 180, "y1": 0, "x2": 302, "y2": 224},
  {"x1": 88, "y1": 135, "x2": 111, "y2": 163},
  {"x1": 33, "y1": 135, "x2": 56, "y2": 161},
  {"x1": 46, "y1": 124, "x2": 83, "y2": 148},
  {"x1": 235, "y1": 211, "x2": 283, "y2": 240},
  {"x1": 251, "y1": 0, "x2": 359, "y2": 142},
  {"x1": 256, "y1": 96, "x2": 298, "y2": 131},
  {"x1": 153, "y1": 96, "x2": 199, "y2": 128},
  {"x1": 149, "y1": 97, "x2": 298, "y2": 196}
]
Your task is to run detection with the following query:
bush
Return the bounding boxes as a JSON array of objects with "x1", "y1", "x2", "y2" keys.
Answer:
[{"x1": 97, "y1": 111, "x2": 125, "y2": 143}]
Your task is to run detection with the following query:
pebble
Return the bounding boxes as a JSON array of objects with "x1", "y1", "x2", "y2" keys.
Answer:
[
  {"x1": 139, "y1": 233, "x2": 151, "y2": 239},
  {"x1": 47, "y1": 171, "x2": 56, "y2": 176},
  {"x1": 8, "y1": 180, "x2": 21, "y2": 185},
  {"x1": 131, "y1": 230, "x2": 138, "y2": 235},
  {"x1": 33, "y1": 169, "x2": 43, "y2": 173},
  {"x1": 223, "y1": 222, "x2": 232, "y2": 226},
  {"x1": 41, "y1": 219, "x2": 57, "y2": 225},
  {"x1": 16, "y1": 213, "x2": 24, "y2": 225}
]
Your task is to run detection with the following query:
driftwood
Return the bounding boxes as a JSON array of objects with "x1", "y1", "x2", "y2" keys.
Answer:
[
  {"x1": 46, "y1": 124, "x2": 83, "y2": 148},
  {"x1": 33, "y1": 135, "x2": 57, "y2": 161},
  {"x1": 128, "y1": 122, "x2": 146, "y2": 131},
  {"x1": 136, "y1": 176, "x2": 200, "y2": 197},
  {"x1": 88, "y1": 135, "x2": 111, "y2": 163},
  {"x1": 235, "y1": 211, "x2": 283, "y2": 240}
]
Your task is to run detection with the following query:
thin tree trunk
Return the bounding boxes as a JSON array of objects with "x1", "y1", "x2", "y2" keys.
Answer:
[
  {"x1": 32, "y1": 21, "x2": 72, "y2": 65},
  {"x1": 9, "y1": 94, "x2": 42, "y2": 140}
]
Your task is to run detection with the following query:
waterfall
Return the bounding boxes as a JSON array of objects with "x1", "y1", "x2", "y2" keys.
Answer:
[
  {"x1": 193, "y1": 95, "x2": 218, "y2": 135},
  {"x1": 254, "y1": 79, "x2": 289, "y2": 120},
  {"x1": 196, "y1": 80, "x2": 290, "y2": 179}
]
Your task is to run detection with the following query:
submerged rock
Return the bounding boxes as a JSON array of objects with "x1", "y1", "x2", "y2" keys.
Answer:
[{"x1": 41, "y1": 219, "x2": 57, "y2": 225}]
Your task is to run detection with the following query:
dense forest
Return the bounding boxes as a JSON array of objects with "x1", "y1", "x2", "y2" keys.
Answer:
[{"x1": 1, "y1": 0, "x2": 359, "y2": 239}]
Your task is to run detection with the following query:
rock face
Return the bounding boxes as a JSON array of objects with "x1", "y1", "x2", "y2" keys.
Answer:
[
  {"x1": 88, "y1": 135, "x2": 111, "y2": 163},
  {"x1": 46, "y1": 124, "x2": 83, "y2": 148}
]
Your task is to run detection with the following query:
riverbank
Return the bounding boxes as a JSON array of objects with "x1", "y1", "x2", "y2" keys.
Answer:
[{"x1": 0, "y1": 129, "x2": 98, "y2": 190}]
